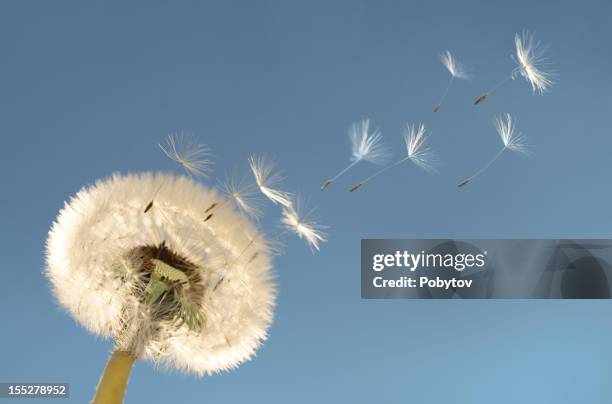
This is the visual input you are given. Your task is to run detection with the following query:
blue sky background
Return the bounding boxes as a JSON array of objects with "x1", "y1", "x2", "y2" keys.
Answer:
[{"x1": 2, "y1": 1, "x2": 612, "y2": 403}]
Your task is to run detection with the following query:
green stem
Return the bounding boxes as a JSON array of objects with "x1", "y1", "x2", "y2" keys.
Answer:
[{"x1": 92, "y1": 351, "x2": 136, "y2": 404}]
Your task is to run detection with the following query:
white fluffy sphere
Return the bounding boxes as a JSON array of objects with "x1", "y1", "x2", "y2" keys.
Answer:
[{"x1": 46, "y1": 172, "x2": 276, "y2": 376}]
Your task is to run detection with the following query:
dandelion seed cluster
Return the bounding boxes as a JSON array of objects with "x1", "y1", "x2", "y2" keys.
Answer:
[
  {"x1": 47, "y1": 134, "x2": 328, "y2": 377},
  {"x1": 46, "y1": 173, "x2": 276, "y2": 375},
  {"x1": 341, "y1": 122, "x2": 437, "y2": 192},
  {"x1": 322, "y1": 30, "x2": 554, "y2": 190}
]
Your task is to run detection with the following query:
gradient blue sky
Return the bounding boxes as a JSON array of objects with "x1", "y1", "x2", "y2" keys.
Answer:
[{"x1": 2, "y1": 1, "x2": 612, "y2": 403}]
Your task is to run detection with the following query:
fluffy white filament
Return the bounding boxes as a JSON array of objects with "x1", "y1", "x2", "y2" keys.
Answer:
[
  {"x1": 220, "y1": 174, "x2": 262, "y2": 219},
  {"x1": 46, "y1": 172, "x2": 276, "y2": 376},
  {"x1": 495, "y1": 113, "x2": 529, "y2": 154},
  {"x1": 440, "y1": 50, "x2": 470, "y2": 79},
  {"x1": 513, "y1": 31, "x2": 554, "y2": 94},
  {"x1": 350, "y1": 119, "x2": 389, "y2": 163},
  {"x1": 159, "y1": 133, "x2": 212, "y2": 177},
  {"x1": 281, "y1": 199, "x2": 327, "y2": 252},
  {"x1": 403, "y1": 124, "x2": 437, "y2": 173},
  {"x1": 249, "y1": 155, "x2": 293, "y2": 207}
]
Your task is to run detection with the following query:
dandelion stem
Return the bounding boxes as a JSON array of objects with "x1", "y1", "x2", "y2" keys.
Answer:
[
  {"x1": 458, "y1": 146, "x2": 506, "y2": 187},
  {"x1": 332, "y1": 159, "x2": 360, "y2": 181},
  {"x1": 351, "y1": 157, "x2": 409, "y2": 191},
  {"x1": 321, "y1": 159, "x2": 360, "y2": 190},
  {"x1": 434, "y1": 76, "x2": 454, "y2": 112},
  {"x1": 92, "y1": 350, "x2": 136, "y2": 404},
  {"x1": 490, "y1": 74, "x2": 513, "y2": 94},
  {"x1": 474, "y1": 74, "x2": 513, "y2": 105}
]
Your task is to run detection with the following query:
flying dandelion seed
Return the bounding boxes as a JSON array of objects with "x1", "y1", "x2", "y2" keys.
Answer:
[
  {"x1": 320, "y1": 119, "x2": 389, "y2": 190},
  {"x1": 218, "y1": 174, "x2": 262, "y2": 219},
  {"x1": 159, "y1": 132, "x2": 212, "y2": 177},
  {"x1": 457, "y1": 113, "x2": 529, "y2": 187},
  {"x1": 433, "y1": 50, "x2": 470, "y2": 112},
  {"x1": 46, "y1": 173, "x2": 276, "y2": 402},
  {"x1": 350, "y1": 124, "x2": 436, "y2": 192},
  {"x1": 513, "y1": 31, "x2": 554, "y2": 94},
  {"x1": 281, "y1": 198, "x2": 327, "y2": 251},
  {"x1": 249, "y1": 155, "x2": 292, "y2": 207},
  {"x1": 474, "y1": 30, "x2": 554, "y2": 105}
]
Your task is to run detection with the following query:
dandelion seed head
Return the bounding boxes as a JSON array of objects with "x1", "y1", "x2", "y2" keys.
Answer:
[
  {"x1": 403, "y1": 124, "x2": 437, "y2": 173},
  {"x1": 249, "y1": 155, "x2": 292, "y2": 207},
  {"x1": 46, "y1": 172, "x2": 276, "y2": 376},
  {"x1": 349, "y1": 119, "x2": 389, "y2": 164},
  {"x1": 159, "y1": 132, "x2": 212, "y2": 177},
  {"x1": 513, "y1": 31, "x2": 554, "y2": 94},
  {"x1": 495, "y1": 113, "x2": 529, "y2": 154},
  {"x1": 281, "y1": 199, "x2": 327, "y2": 252},
  {"x1": 440, "y1": 50, "x2": 470, "y2": 80}
]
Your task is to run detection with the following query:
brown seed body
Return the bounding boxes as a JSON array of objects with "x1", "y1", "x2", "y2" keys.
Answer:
[
  {"x1": 350, "y1": 183, "x2": 363, "y2": 192},
  {"x1": 320, "y1": 180, "x2": 333, "y2": 191},
  {"x1": 204, "y1": 202, "x2": 217, "y2": 213},
  {"x1": 474, "y1": 94, "x2": 488, "y2": 105},
  {"x1": 144, "y1": 201, "x2": 154, "y2": 213},
  {"x1": 457, "y1": 179, "x2": 470, "y2": 188},
  {"x1": 248, "y1": 252, "x2": 258, "y2": 263}
]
